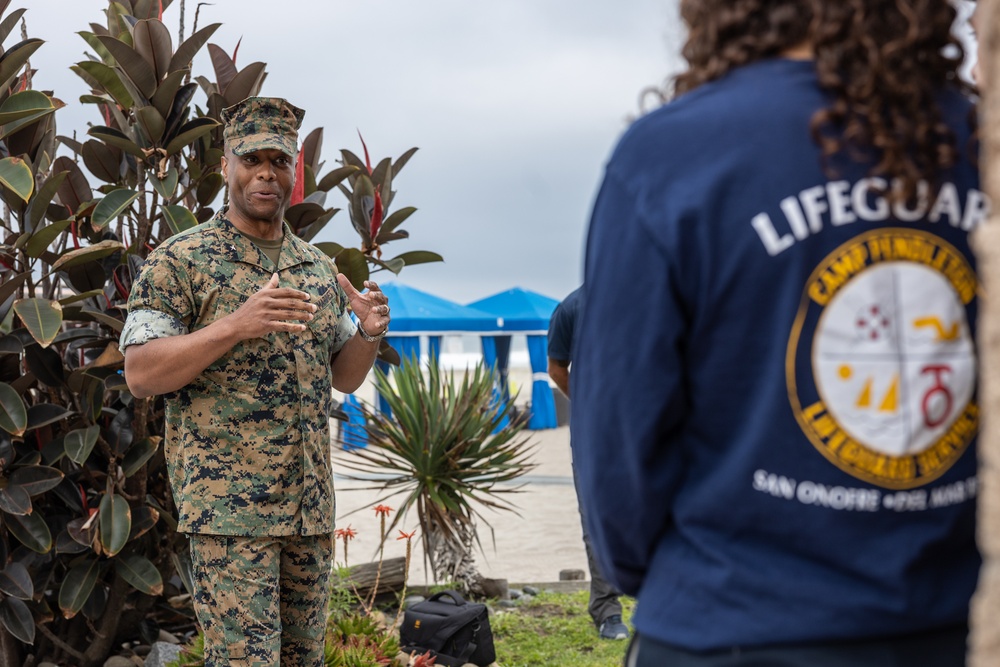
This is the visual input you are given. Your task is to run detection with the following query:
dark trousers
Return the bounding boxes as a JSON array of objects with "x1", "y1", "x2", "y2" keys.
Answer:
[
  {"x1": 570, "y1": 448, "x2": 623, "y2": 627},
  {"x1": 624, "y1": 625, "x2": 968, "y2": 667}
]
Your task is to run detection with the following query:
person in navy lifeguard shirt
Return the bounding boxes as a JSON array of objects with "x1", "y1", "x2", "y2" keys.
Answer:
[{"x1": 572, "y1": 1, "x2": 988, "y2": 665}]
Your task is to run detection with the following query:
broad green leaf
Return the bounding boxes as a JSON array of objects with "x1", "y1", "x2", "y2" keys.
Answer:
[
  {"x1": 224, "y1": 62, "x2": 267, "y2": 106},
  {"x1": 77, "y1": 30, "x2": 116, "y2": 66},
  {"x1": 74, "y1": 60, "x2": 135, "y2": 110},
  {"x1": 10, "y1": 465, "x2": 65, "y2": 497},
  {"x1": 378, "y1": 206, "x2": 417, "y2": 238},
  {"x1": 150, "y1": 167, "x2": 178, "y2": 199},
  {"x1": 132, "y1": 19, "x2": 172, "y2": 81},
  {"x1": 314, "y1": 242, "x2": 345, "y2": 259},
  {"x1": 0, "y1": 562, "x2": 33, "y2": 599},
  {"x1": 317, "y1": 165, "x2": 359, "y2": 192},
  {"x1": 13, "y1": 299, "x2": 63, "y2": 348},
  {"x1": 0, "y1": 156, "x2": 34, "y2": 202},
  {"x1": 161, "y1": 204, "x2": 197, "y2": 235},
  {"x1": 92, "y1": 189, "x2": 139, "y2": 230},
  {"x1": 0, "y1": 485, "x2": 30, "y2": 515},
  {"x1": 207, "y1": 43, "x2": 238, "y2": 93},
  {"x1": 26, "y1": 172, "x2": 69, "y2": 232},
  {"x1": 122, "y1": 437, "x2": 158, "y2": 477},
  {"x1": 5, "y1": 510, "x2": 53, "y2": 553},
  {"x1": 0, "y1": 597, "x2": 34, "y2": 644},
  {"x1": 50, "y1": 240, "x2": 124, "y2": 272},
  {"x1": 0, "y1": 10, "x2": 27, "y2": 48},
  {"x1": 74, "y1": 308, "x2": 125, "y2": 333},
  {"x1": 195, "y1": 172, "x2": 224, "y2": 207},
  {"x1": 26, "y1": 404, "x2": 73, "y2": 432},
  {"x1": 0, "y1": 89, "x2": 60, "y2": 139},
  {"x1": 25, "y1": 220, "x2": 73, "y2": 259},
  {"x1": 88, "y1": 126, "x2": 145, "y2": 159},
  {"x1": 163, "y1": 117, "x2": 218, "y2": 155},
  {"x1": 58, "y1": 558, "x2": 100, "y2": 619},
  {"x1": 58, "y1": 289, "x2": 105, "y2": 306},
  {"x1": 0, "y1": 270, "x2": 29, "y2": 306},
  {"x1": 65, "y1": 425, "x2": 100, "y2": 465},
  {"x1": 128, "y1": 505, "x2": 160, "y2": 541},
  {"x1": 116, "y1": 554, "x2": 163, "y2": 595},
  {"x1": 67, "y1": 515, "x2": 98, "y2": 549},
  {"x1": 0, "y1": 39, "x2": 43, "y2": 95},
  {"x1": 95, "y1": 36, "x2": 156, "y2": 99},
  {"x1": 51, "y1": 156, "x2": 93, "y2": 213},
  {"x1": 370, "y1": 257, "x2": 405, "y2": 275},
  {"x1": 98, "y1": 493, "x2": 131, "y2": 557},
  {"x1": 82, "y1": 139, "x2": 122, "y2": 183},
  {"x1": 393, "y1": 251, "x2": 444, "y2": 267},
  {"x1": 392, "y1": 147, "x2": 419, "y2": 175},
  {"x1": 150, "y1": 69, "x2": 187, "y2": 119},
  {"x1": 168, "y1": 23, "x2": 221, "y2": 73},
  {"x1": 334, "y1": 248, "x2": 369, "y2": 290},
  {"x1": 135, "y1": 105, "x2": 166, "y2": 144},
  {"x1": 0, "y1": 382, "x2": 28, "y2": 436}
]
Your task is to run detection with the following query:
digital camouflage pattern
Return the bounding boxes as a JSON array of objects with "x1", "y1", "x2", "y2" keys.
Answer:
[
  {"x1": 120, "y1": 210, "x2": 357, "y2": 536},
  {"x1": 221, "y1": 96, "x2": 305, "y2": 157},
  {"x1": 189, "y1": 533, "x2": 333, "y2": 667}
]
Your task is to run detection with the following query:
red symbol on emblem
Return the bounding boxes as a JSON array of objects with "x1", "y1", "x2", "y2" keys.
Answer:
[
  {"x1": 856, "y1": 304, "x2": 892, "y2": 341},
  {"x1": 920, "y1": 365, "x2": 954, "y2": 428}
]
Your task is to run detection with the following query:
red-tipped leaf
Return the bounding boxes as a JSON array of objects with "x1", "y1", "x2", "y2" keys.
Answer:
[
  {"x1": 290, "y1": 143, "x2": 305, "y2": 206},
  {"x1": 370, "y1": 188, "x2": 384, "y2": 241}
]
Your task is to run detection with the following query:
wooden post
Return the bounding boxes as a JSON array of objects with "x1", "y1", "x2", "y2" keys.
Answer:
[{"x1": 969, "y1": 1, "x2": 1000, "y2": 664}]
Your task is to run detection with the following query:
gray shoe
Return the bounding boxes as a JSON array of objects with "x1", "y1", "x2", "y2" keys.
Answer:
[{"x1": 598, "y1": 614, "x2": 629, "y2": 640}]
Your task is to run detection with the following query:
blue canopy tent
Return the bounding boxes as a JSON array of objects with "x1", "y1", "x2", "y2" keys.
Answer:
[
  {"x1": 345, "y1": 283, "x2": 504, "y2": 428},
  {"x1": 378, "y1": 282, "x2": 503, "y2": 358},
  {"x1": 466, "y1": 287, "x2": 560, "y2": 430}
]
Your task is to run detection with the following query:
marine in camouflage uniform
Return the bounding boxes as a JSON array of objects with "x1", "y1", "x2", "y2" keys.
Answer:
[{"x1": 120, "y1": 97, "x2": 391, "y2": 667}]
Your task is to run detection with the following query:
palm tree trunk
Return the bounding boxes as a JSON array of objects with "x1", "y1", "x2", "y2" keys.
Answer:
[
  {"x1": 427, "y1": 521, "x2": 484, "y2": 595},
  {"x1": 969, "y1": 2, "x2": 1000, "y2": 665}
]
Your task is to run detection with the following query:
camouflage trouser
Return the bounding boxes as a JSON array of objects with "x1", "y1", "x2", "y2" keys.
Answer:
[{"x1": 189, "y1": 533, "x2": 333, "y2": 667}]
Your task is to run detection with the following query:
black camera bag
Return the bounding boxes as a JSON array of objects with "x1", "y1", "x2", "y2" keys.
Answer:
[{"x1": 399, "y1": 590, "x2": 496, "y2": 666}]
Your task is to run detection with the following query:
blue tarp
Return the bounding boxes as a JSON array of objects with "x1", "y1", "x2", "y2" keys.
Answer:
[
  {"x1": 467, "y1": 287, "x2": 560, "y2": 332},
  {"x1": 378, "y1": 283, "x2": 502, "y2": 333},
  {"x1": 467, "y1": 287, "x2": 560, "y2": 430}
]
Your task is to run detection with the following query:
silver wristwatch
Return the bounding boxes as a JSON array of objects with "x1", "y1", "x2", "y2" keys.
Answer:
[{"x1": 357, "y1": 320, "x2": 388, "y2": 343}]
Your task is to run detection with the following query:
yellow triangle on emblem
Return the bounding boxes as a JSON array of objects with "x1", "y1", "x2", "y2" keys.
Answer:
[
  {"x1": 879, "y1": 376, "x2": 899, "y2": 412},
  {"x1": 857, "y1": 378, "x2": 872, "y2": 408}
]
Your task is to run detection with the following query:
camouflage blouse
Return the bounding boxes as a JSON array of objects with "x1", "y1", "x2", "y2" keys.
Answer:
[{"x1": 120, "y1": 212, "x2": 357, "y2": 536}]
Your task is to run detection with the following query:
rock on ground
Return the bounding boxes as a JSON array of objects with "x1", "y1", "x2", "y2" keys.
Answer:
[{"x1": 144, "y1": 642, "x2": 181, "y2": 667}]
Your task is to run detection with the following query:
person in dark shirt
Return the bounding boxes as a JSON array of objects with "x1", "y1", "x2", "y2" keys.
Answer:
[{"x1": 548, "y1": 286, "x2": 629, "y2": 641}]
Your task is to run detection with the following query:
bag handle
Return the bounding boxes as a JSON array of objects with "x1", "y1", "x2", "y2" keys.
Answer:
[{"x1": 427, "y1": 590, "x2": 467, "y2": 606}]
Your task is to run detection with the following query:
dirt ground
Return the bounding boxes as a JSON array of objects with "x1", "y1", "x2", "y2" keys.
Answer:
[{"x1": 330, "y1": 424, "x2": 589, "y2": 586}]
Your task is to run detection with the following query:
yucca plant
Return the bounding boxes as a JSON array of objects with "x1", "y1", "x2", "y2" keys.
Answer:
[{"x1": 339, "y1": 355, "x2": 536, "y2": 594}]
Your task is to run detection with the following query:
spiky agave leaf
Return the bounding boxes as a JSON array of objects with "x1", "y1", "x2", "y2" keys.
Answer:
[{"x1": 338, "y1": 354, "x2": 536, "y2": 580}]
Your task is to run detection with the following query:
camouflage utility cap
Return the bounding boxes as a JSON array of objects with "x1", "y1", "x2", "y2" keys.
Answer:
[{"x1": 221, "y1": 96, "x2": 305, "y2": 157}]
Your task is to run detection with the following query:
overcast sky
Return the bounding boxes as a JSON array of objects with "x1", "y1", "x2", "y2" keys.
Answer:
[{"x1": 27, "y1": 0, "x2": 686, "y2": 305}]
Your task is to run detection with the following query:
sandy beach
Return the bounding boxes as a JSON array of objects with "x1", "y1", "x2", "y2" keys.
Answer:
[{"x1": 331, "y1": 423, "x2": 588, "y2": 586}]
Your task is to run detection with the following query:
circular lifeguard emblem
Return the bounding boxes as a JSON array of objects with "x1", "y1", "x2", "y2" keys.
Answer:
[{"x1": 787, "y1": 228, "x2": 978, "y2": 489}]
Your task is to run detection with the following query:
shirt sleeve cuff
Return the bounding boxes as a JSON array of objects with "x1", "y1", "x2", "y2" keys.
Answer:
[
  {"x1": 332, "y1": 313, "x2": 360, "y2": 354},
  {"x1": 119, "y1": 309, "x2": 188, "y2": 354}
]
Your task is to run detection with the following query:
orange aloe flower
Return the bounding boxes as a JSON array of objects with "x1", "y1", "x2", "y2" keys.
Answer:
[{"x1": 334, "y1": 525, "x2": 357, "y2": 540}]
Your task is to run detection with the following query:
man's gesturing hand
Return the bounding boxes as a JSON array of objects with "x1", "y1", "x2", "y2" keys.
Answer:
[
  {"x1": 229, "y1": 272, "x2": 316, "y2": 339},
  {"x1": 337, "y1": 274, "x2": 390, "y2": 339}
]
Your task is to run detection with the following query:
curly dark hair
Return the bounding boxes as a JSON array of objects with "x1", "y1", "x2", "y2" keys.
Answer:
[{"x1": 674, "y1": 0, "x2": 974, "y2": 199}]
